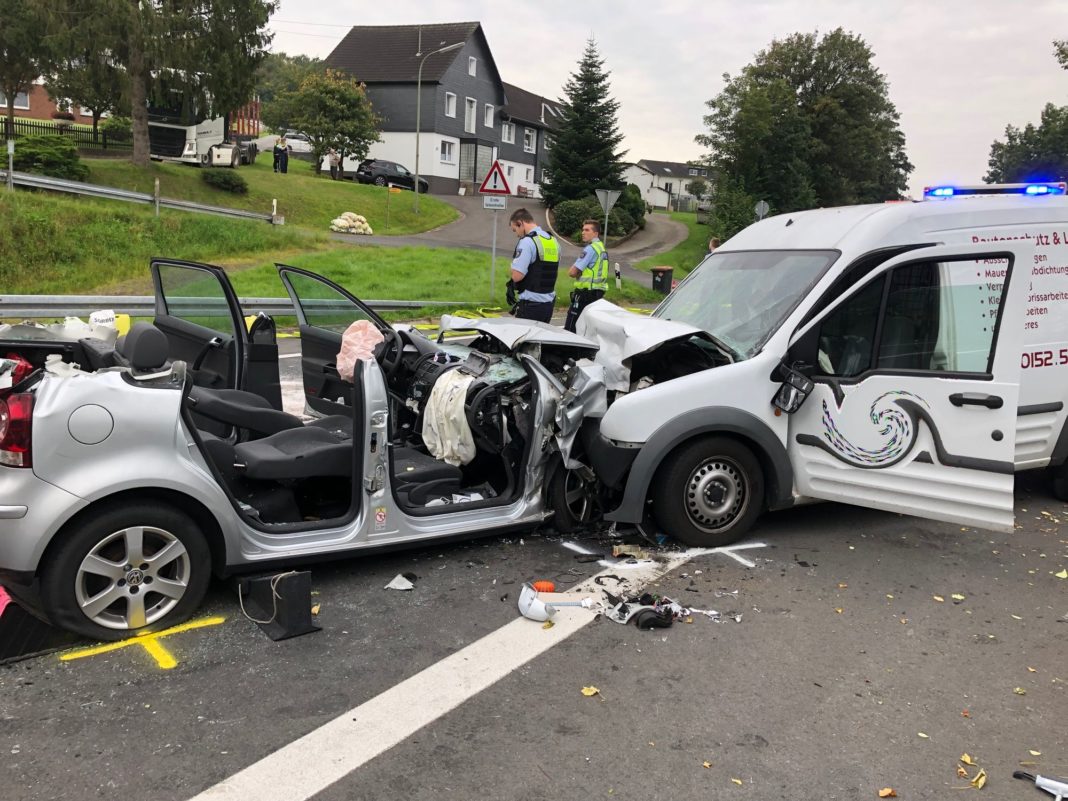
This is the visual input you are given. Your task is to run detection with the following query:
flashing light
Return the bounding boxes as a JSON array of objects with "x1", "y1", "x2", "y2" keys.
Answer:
[{"x1": 923, "y1": 182, "x2": 1067, "y2": 199}]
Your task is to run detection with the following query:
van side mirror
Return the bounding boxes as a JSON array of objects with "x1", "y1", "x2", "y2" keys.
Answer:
[{"x1": 772, "y1": 362, "x2": 814, "y2": 414}]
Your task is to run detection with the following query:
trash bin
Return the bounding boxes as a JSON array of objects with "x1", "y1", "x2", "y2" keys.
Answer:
[{"x1": 651, "y1": 266, "x2": 674, "y2": 295}]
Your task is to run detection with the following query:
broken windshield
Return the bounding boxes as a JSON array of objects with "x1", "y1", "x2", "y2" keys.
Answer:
[{"x1": 654, "y1": 250, "x2": 838, "y2": 359}]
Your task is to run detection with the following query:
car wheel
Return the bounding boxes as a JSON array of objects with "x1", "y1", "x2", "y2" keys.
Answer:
[
  {"x1": 41, "y1": 502, "x2": 211, "y2": 641},
  {"x1": 652, "y1": 437, "x2": 764, "y2": 548},
  {"x1": 374, "y1": 176, "x2": 386, "y2": 186},
  {"x1": 1052, "y1": 462, "x2": 1068, "y2": 501},
  {"x1": 549, "y1": 465, "x2": 597, "y2": 533}
]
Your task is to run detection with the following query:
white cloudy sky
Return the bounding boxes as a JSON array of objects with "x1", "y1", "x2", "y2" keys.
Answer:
[{"x1": 268, "y1": 0, "x2": 1067, "y2": 196}]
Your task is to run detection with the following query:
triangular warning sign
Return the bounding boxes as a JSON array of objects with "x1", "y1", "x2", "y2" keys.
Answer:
[{"x1": 478, "y1": 160, "x2": 511, "y2": 195}]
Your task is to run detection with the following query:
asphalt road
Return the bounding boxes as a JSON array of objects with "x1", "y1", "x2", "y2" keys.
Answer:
[{"x1": 1, "y1": 467, "x2": 1064, "y2": 801}]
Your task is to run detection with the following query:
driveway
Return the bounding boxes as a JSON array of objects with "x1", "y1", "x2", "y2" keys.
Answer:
[{"x1": 331, "y1": 194, "x2": 691, "y2": 286}]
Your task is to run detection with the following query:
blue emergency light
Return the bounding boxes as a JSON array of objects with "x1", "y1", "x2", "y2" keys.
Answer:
[{"x1": 923, "y1": 182, "x2": 1067, "y2": 199}]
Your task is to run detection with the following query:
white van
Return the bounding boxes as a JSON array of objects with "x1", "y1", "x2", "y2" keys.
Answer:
[{"x1": 580, "y1": 183, "x2": 1068, "y2": 546}]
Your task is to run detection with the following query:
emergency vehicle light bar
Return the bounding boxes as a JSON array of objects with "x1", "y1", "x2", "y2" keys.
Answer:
[{"x1": 923, "y1": 182, "x2": 1067, "y2": 199}]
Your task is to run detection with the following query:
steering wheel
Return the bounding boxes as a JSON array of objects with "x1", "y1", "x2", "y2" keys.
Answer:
[{"x1": 376, "y1": 327, "x2": 405, "y2": 377}]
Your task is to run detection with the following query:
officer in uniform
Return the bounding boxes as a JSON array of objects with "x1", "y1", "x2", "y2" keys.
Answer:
[
  {"x1": 564, "y1": 219, "x2": 609, "y2": 332},
  {"x1": 506, "y1": 207, "x2": 560, "y2": 323}
]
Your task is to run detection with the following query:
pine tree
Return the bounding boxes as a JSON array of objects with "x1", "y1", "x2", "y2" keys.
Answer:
[{"x1": 541, "y1": 38, "x2": 626, "y2": 207}]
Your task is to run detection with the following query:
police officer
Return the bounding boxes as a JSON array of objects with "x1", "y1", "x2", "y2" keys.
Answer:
[
  {"x1": 564, "y1": 219, "x2": 609, "y2": 332},
  {"x1": 506, "y1": 207, "x2": 560, "y2": 323}
]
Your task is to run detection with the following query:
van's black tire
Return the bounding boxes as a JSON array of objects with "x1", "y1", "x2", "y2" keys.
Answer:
[
  {"x1": 652, "y1": 437, "x2": 764, "y2": 548},
  {"x1": 549, "y1": 466, "x2": 597, "y2": 533},
  {"x1": 40, "y1": 503, "x2": 211, "y2": 641},
  {"x1": 1052, "y1": 462, "x2": 1068, "y2": 501},
  {"x1": 374, "y1": 176, "x2": 386, "y2": 186}
]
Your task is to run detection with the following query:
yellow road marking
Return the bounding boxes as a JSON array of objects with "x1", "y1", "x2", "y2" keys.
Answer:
[{"x1": 59, "y1": 616, "x2": 225, "y2": 670}]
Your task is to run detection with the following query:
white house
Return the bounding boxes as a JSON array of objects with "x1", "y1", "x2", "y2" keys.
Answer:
[{"x1": 623, "y1": 159, "x2": 712, "y2": 210}]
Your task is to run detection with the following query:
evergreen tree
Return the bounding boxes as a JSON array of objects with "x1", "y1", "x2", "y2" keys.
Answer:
[
  {"x1": 541, "y1": 38, "x2": 626, "y2": 207},
  {"x1": 0, "y1": 0, "x2": 57, "y2": 138}
]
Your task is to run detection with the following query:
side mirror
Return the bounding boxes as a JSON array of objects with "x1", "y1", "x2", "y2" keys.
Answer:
[{"x1": 772, "y1": 362, "x2": 814, "y2": 414}]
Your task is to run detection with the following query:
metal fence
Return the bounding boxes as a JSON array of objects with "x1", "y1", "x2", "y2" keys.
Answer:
[
  {"x1": 0, "y1": 295, "x2": 466, "y2": 319},
  {"x1": 0, "y1": 169, "x2": 276, "y2": 223},
  {"x1": 5, "y1": 117, "x2": 131, "y2": 151}
]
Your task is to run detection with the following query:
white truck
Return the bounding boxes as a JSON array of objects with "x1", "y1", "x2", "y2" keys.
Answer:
[
  {"x1": 147, "y1": 95, "x2": 256, "y2": 168},
  {"x1": 581, "y1": 182, "x2": 1068, "y2": 546}
]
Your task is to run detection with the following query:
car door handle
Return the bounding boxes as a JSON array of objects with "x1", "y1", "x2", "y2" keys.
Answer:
[
  {"x1": 192, "y1": 336, "x2": 224, "y2": 371},
  {"x1": 949, "y1": 393, "x2": 1003, "y2": 409}
]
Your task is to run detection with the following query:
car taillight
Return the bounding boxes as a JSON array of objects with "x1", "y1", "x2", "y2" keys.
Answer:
[
  {"x1": 0, "y1": 393, "x2": 33, "y2": 468},
  {"x1": 3, "y1": 354, "x2": 33, "y2": 385}
]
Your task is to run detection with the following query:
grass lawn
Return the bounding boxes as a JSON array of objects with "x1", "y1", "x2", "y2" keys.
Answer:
[
  {"x1": 84, "y1": 157, "x2": 459, "y2": 235},
  {"x1": 635, "y1": 210, "x2": 712, "y2": 277},
  {"x1": 0, "y1": 191, "x2": 321, "y2": 295}
]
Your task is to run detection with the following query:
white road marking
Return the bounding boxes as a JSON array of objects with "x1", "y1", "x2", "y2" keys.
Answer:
[
  {"x1": 279, "y1": 353, "x2": 302, "y2": 359},
  {"x1": 188, "y1": 550, "x2": 716, "y2": 801},
  {"x1": 561, "y1": 538, "x2": 768, "y2": 569}
]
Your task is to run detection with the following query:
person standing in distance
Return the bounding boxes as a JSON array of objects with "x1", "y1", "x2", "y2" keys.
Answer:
[
  {"x1": 564, "y1": 219, "x2": 609, "y2": 332},
  {"x1": 506, "y1": 208, "x2": 559, "y2": 322}
]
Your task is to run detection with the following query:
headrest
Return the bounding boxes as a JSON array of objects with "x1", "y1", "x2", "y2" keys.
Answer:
[{"x1": 118, "y1": 322, "x2": 169, "y2": 372}]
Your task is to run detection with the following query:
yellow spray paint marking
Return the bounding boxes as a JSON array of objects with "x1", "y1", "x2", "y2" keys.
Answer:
[{"x1": 59, "y1": 616, "x2": 225, "y2": 670}]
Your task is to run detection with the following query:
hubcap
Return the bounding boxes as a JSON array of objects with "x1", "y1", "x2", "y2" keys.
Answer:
[
  {"x1": 685, "y1": 457, "x2": 748, "y2": 534},
  {"x1": 563, "y1": 471, "x2": 591, "y2": 523},
  {"x1": 74, "y1": 526, "x2": 191, "y2": 631}
]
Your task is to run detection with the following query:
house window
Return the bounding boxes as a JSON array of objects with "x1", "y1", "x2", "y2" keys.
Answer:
[
  {"x1": 501, "y1": 122, "x2": 515, "y2": 144},
  {"x1": 506, "y1": 165, "x2": 514, "y2": 178},
  {"x1": 444, "y1": 92, "x2": 456, "y2": 118},
  {"x1": 484, "y1": 104, "x2": 493, "y2": 128},
  {"x1": 440, "y1": 140, "x2": 454, "y2": 163},
  {"x1": 468, "y1": 57, "x2": 477, "y2": 76},
  {"x1": 523, "y1": 128, "x2": 536, "y2": 154},
  {"x1": 525, "y1": 167, "x2": 533, "y2": 182},
  {"x1": 664, "y1": 181, "x2": 673, "y2": 194},
  {"x1": 464, "y1": 97, "x2": 477, "y2": 134},
  {"x1": 688, "y1": 168, "x2": 698, "y2": 176},
  {"x1": 0, "y1": 90, "x2": 30, "y2": 110}
]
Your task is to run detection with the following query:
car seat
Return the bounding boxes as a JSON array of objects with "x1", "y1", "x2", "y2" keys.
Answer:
[{"x1": 187, "y1": 385, "x2": 352, "y2": 440}]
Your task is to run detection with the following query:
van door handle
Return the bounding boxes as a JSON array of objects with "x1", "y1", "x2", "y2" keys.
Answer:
[{"x1": 949, "y1": 393, "x2": 1003, "y2": 409}]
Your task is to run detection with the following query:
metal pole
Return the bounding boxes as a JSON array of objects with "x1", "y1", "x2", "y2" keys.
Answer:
[
  {"x1": 490, "y1": 210, "x2": 498, "y2": 300},
  {"x1": 6, "y1": 141, "x2": 13, "y2": 192},
  {"x1": 154, "y1": 178, "x2": 160, "y2": 216},
  {"x1": 413, "y1": 41, "x2": 463, "y2": 215},
  {"x1": 604, "y1": 206, "x2": 610, "y2": 243}
]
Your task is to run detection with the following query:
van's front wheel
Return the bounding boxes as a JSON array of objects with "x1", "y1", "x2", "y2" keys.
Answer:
[{"x1": 652, "y1": 437, "x2": 764, "y2": 548}]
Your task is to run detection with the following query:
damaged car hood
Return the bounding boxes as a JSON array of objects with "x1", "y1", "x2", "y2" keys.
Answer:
[
  {"x1": 576, "y1": 300, "x2": 716, "y2": 390},
  {"x1": 438, "y1": 315, "x2": 599, "y2": 351}
]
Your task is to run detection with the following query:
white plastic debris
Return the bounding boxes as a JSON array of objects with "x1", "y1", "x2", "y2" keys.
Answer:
[{"x1": 384, "y1": 574, "x2": 415, "y2": 591}]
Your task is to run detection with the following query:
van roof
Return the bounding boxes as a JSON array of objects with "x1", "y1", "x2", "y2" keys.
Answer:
[{"x1": 721, "y1": 196, "x2": 1068, "y2": 255}]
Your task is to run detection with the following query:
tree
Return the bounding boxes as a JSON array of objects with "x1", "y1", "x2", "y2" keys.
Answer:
[
  {"x1": 697, "y1": 28, "x2": 912, "y2": 236},
  {"x1": 0, "y1": 0, "x2": 57, "y2": 138},
  {"x1": 54, "y1": 0, "x2": 276, "y2": 166},
  {"x1": 985, "y1": 103, "x2": 1068, "y2": 183},
  {"x1": 1055, "y1": 39, "x2": 1068, "y2": 69},
  {"x1": 686, "y1": 176, "x2": 709, "y2": 200},
  {"x1": 262, "y1": 70, "x2": 380, "y2": 172},
  {"x1": 256, "y1": 51, "x2": 323, "y2": 105},
  {"x1": 540, "y1": 38, "x2": 627, "y2": 207}
]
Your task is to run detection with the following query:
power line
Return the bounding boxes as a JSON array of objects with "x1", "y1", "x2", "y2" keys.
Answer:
[{"x1": 271, "y1": 19, "x2": 353, "y2": 28}]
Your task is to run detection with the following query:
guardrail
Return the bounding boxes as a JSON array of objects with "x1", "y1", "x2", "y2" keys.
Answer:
[
  {"x1": 0, "y1": 170, "x2": 276, "y2": 223},
  {"x1": 0, "y1": 295, "x2": 468, "y2": 319}
]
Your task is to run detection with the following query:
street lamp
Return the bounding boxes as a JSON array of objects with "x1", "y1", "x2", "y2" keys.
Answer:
[{"x1": 414, "y1": 40, "x2": 464, "y2": 213}]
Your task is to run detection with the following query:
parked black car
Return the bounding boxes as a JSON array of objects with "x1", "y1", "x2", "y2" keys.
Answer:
[{"x1": 355, "y1": 159, "x2": 429, "y2": 193}]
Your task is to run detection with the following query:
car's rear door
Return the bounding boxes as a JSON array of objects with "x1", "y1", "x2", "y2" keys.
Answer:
[
  {"x1": 276, "y1": 264, "x2": 389, "y2": 417},
  {"x1": 150, "y1": 258, "x2": 248, "y2": 392}
]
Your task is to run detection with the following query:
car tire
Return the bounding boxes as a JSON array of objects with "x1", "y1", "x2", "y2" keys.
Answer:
[
  {"x1": 374, "y1": 176, "x2": 386, "y2": 187},
  {"x1": 652, "y1": 436, "x2": 764, "y2": 548},
  {"x1": 1052, "y1": 462, "x2": 1068, "y2": 501},
  {"x1": 549, "y1": 465, "x2": 597, "y2": 533},
  {"x1": 41, "y1": 502, "x2": 212, "y2": 641}
]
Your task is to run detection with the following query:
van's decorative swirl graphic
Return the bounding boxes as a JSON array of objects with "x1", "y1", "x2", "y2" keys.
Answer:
[{"x1": 820, "y1": 390, "x2": 929, "y2": 467}]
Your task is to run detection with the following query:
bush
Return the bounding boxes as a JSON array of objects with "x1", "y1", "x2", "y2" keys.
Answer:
[
  {"x1": 551, "y1": 198, "x2": 596, "y2": 238},
  {"x1": 12, "y1": 135, "x2": 89, "y2": 181},
  {"x1": 101, "y1": 115, "x2": 132, "y2": 142},
  {"x1": 618, "y1": 184, "x2": 646, "y2": 229},
  {"x1": 201, "y1": 168, "x2": 248, "y2": 194},
  {"x1": 607, "y1": 206, "x2": 634, "y2": 238},
  {"x1": 51, "y1": 110, "x2": 75, "y2": 121}
]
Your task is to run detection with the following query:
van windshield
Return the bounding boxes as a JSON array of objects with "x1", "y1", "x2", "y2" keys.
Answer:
[{"x1": 655, "y1": 250, "x2": 838, "y2": 359}]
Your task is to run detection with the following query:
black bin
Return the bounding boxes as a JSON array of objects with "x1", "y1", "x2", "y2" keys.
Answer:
[{"x1": 651, "y1": 266, "x2": 674, "y2": 295}]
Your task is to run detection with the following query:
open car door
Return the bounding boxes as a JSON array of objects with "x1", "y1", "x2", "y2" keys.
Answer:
[
  {"x1": 783, "y1": 241, "x2": 1031, "y2": 533},
  {"x1": 150, "y1": 259, "x2": 282, "y2": 409},
  {"x1": 276, "y1": 264, "x2": 389, "y2": 417}
]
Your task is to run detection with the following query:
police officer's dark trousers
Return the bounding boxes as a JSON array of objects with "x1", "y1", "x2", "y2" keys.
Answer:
[
  {"x1": 515, "y1": 299, "x2": 554, "y2": 323},
  {"x1": 564, "y1": 288, "x2": 605, "y2": 332}
]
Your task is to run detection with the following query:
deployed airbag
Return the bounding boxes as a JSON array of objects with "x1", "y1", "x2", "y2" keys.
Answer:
[
  {"x1": 421, "y1": 369, "x2": 478, "y2": 466},
  {"x1": 336, "y1": 320, "x2": 384, "y2": 382}
]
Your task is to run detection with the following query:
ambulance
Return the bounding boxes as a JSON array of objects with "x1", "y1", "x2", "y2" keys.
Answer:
[{"x1": 583, "y1": 182, "x2": 1068, "y2": 546}]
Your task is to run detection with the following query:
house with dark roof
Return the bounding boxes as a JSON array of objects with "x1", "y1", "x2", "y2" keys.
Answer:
[
  {"x1": 623, "y1": 159, "x2": 712, "y2": 210},
  {"x1": 324, "y1": 22, "x2": 561, "y2": 196}
]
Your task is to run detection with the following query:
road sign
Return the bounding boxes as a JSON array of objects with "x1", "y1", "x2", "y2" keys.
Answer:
[
  {"x1": 478, "y1": 160, "x2": 511, "y2": 195},
  {"x1": 595, "y1": 188, "x2": 621, "y2": 215},
  {"x1": 483, "y1": 195, "x2": 507, "y2": 210},
  {"x1": 755, "y1": 199, "x2": 770, "y2": 220}
]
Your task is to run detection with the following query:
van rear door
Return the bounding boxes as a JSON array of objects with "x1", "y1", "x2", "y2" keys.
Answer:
[{"x1": 784, "y1": 242, "x2": 1031, "y2": 532}]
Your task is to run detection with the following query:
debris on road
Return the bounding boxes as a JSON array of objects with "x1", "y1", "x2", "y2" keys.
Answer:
[
  {"x1": 878, "y1": 789, "x2": 897, "y2": 798},
  {"x1": 384, "y1": 574, "x2": 416, "y2": 591}
]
